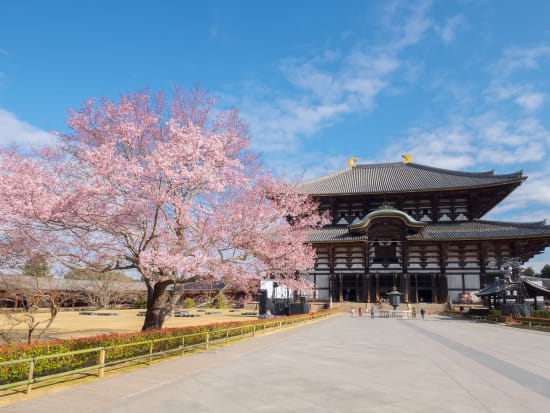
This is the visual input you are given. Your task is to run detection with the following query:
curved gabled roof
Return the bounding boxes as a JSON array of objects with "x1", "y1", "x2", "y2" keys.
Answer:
[
  {"x1": 297, "y1": 162, "x2": 525, "y2": 195},
  {"x1": 348, "y1": 208, "x2": 426, "y2": 233}
]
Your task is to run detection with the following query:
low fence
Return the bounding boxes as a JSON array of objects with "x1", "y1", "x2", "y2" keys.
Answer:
[
  {"x1": 443, "y1": 311, "x2": 550, "y2": 329},
  {"x1": 512, "y1": 316, "x2": 550, "y2": 329},
  {"x1": 0, "y1": 310, "x2": 336, "y2": 395},
  {"x1": 378, "y1": 310, "x2": 413, "y2": 319}
]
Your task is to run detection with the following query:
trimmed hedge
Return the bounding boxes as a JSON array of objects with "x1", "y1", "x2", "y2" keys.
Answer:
[
  {"x1": 0, "y1": 309, "x2": 337, "y2": 386},
  {"x1": 532, "y1": 309, "x2": 550, "y2": 318}
]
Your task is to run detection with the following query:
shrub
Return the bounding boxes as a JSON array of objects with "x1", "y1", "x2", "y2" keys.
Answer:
[
  {"x1": 213, "y1": 293, "x2": 229, "y2": 309},
  {"x1": 183, "y1": 298, "x2": 196, "y2": 308},
  {"x1": 532, "y1": 309, "x2": 550, "y2": 318},
  {"x1": 132, "y1": 299, "x2": 147, "y2": 309}
]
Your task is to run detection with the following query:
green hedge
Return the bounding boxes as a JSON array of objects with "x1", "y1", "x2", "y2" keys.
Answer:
[
  {"x1": 0, "y1": 309, "x2": 337, "y2": 386},
  {"x1": 531, "y1": 309, "x2": 550, "y2": 319}
]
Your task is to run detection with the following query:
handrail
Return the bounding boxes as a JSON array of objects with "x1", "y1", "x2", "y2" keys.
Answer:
[{"x1": 0, "y1": 310, "x2": 337, "y2": 394}]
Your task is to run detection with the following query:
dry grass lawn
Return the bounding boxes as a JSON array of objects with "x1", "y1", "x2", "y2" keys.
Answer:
[{"x1": 1, "y1": 308, "x2": 258, "y2": 343}]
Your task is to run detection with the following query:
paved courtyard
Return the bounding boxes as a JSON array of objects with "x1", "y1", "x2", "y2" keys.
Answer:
[{"x1": 2, "y1": 314, "x2": 549, "y2": 412}]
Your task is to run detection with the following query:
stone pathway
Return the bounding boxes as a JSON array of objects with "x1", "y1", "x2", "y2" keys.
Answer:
[{"x1": 2, "y1": 314, "x2": 549, "y2": 412}]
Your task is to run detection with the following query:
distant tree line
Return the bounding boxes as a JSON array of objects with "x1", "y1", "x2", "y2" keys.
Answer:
[{"x1": 520, "y1": 266, "x2": 550, "y2": 279}]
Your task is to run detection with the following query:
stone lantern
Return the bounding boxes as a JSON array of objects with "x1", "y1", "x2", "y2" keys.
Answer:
[{"x1": 387, "y1": 286, "x2": 401, "y2": 311}]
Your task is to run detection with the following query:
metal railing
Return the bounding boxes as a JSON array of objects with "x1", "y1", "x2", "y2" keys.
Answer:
[
  {"x1": 0, "y1": 310, "x2": 336, "y2": 395},
  {"x1": 377, "y1": 310, "x2": 413, "y2": 319}
]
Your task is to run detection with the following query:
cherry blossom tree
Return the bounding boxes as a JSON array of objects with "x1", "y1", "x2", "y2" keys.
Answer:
[{"x1": 0, "y1": 87, "x2": 327, "y2": 331}]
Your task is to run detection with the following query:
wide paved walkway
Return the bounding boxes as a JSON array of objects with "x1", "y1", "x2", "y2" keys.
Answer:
[{"x1": 2, "y1": 314, "x2": 549, "y2": 412}]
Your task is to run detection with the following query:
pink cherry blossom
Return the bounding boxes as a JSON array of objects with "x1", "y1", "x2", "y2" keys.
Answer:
[{"x1": 0, "y1": 88, "x2": 328, "y2": 330}]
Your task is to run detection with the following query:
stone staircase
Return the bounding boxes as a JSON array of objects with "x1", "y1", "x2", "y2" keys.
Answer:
[{"x1": 330, "y1": 301, "x2": 447, "y2": 315}]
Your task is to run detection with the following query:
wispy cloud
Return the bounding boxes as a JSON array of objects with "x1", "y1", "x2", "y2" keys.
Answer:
[
  {"x1": 435, "y1": 15, "x2": 465, "y2": 44},
  {"x1": 0, "y1": 109, "x2": 56, "y2": 150},
  {"x1": 387, "y1": 114, "x2": 550, "y2": 170},
  {"x1": 515, "y1": 92, "x2": 544, "y2": 112},
  {"x1": 485, "y1": 44, "x2": 550, "y2": 112},
  {"x1": 242, "y1": 0, "x2": 433, "y2": 164},
  {"x1": 491, "y1": 45, "x2": 550, "y2": 77},
  {"x1": 379, "y1": 0, "x2": 432, "y2": 51}
]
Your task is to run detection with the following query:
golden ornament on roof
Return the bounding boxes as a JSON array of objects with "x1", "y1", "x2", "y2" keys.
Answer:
[
  {"x1": 347, "y1": 157, "x2": 357, "y2": 168},
  {"x1": 402, "y1": 153, "x2": 412, "y2": 164}
]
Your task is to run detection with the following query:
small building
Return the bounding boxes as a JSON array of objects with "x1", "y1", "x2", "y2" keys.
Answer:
[{"x1": 297, "y1": 157, "x2": 550, "y2": 304}]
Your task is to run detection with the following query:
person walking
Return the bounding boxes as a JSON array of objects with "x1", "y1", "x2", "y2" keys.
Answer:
[
  {"x1": 420, "y1": 308, "x2": 425, "y2": 319},
  {"x1": 370, "y1": 306, "x2": 375, "y2": 319}
]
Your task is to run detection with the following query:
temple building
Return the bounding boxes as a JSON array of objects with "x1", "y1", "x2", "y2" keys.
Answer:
[{"x1": 298, "y1": 155, "x2": 550, "y2": 304}]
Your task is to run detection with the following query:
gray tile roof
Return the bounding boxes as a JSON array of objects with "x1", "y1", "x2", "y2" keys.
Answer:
[
  {"x1": 411, "y1": 220, "x2": 550, "y2": 240},
  {"x1": 297, "y1": 162, "x2": 525, "y2": 195},
  {"x1": 307, "y1": 220, "x2": 550, "y2": 243}
]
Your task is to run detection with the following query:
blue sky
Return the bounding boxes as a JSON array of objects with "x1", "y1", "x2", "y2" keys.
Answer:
[{"x1": 2, "y1": 0, "x2": 550, "y2": 269}]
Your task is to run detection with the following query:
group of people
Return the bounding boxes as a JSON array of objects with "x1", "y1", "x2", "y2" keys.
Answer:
[
  {"x1": 349, "y1": 306, "x2": 376, "y2": 319},
  {"x1": 349, "y1": 305, "x2": 426, "y2": 319}
]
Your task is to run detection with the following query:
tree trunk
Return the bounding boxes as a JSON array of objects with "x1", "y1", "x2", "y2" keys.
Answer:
[{"x1": 141, "y1": 280, "x2": 173, "y2": 331}]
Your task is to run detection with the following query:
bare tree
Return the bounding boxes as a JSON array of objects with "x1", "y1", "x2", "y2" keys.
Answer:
[
  {"x1": 0, "y1": 274, "x2": 61, "y2": 344},
  {"x1": 65, "y1": 268, "x2": 142, "y2": 309}
]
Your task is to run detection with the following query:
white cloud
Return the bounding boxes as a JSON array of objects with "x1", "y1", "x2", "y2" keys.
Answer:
[
  {"x1": 380, "y1": 0, "x2": 433, "y2": 52},
  {"x1": 384, "y1": 112, "x2": 550, "y2": 173},
  {"x1": 0, "y1": 109, "x2": 56, "y2": 150},
  {"x1": 492, "y1": 45, "x2": 550, "y2": 77},
  {"x1": 486, "y1": 45, "x2": 550, "y2": 111},
  {"x1": 436, "y1": 15, "x2": 465, "y2": 44},
  {"x1": 244, "y1": 1, "x2": 433, "y2": 158},
  {"x1": 515, "y1": 92, "x2": 544, "y2": 112}
]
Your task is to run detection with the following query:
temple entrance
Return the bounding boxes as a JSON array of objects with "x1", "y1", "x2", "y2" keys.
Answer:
[
  {"x1": 343, "y1": 275, "x2": 358, "y2": 301},
  {"x1": 411, "y1": 274, "x2": 437, "y2": 303},
  {"x1": 417, "y1": 289, "x2": 432, "y2": 303}
]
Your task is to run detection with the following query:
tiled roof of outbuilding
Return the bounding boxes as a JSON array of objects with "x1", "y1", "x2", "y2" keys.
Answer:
[
  {"x1": 297, "y1": 162, "x2": 524, "y2": 195},
  {"x1": 306, "y1": 220, "x2": 550, "y2": 243}
]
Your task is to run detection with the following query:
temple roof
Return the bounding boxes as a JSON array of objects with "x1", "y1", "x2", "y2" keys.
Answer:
[
  {"x1": 477, "y1": 278, "x2": 550, "y2": 297},
  {"x1": 410, "y1": 220, "x2": 550, "y2": 240},
  {"x1": 306, "y1": 219, "x2": 550, "y2": 243},
  {"x1": 297, "y1": 162, "x2": 525, "y2": 196}
]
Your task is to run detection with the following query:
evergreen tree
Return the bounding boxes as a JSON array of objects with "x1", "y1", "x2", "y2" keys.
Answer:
[
  {"x1": 22, "y1": 254, "x2": 50, "y2": 277},
  {"x1": 540, "y1": 264, "x2": 550, "y2": 279}
]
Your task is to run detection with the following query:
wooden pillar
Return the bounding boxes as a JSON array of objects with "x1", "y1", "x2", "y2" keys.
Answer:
[
  {"x1": 366, "y1": 273, "x2": 371, "y2": 303},
  {"x1": 313, "y1": 274, "x2": 317, "y2": 300},
  {"x1": 375, "y1": 274, "x2": 380, "y2": 302},
  {"x1": 432, "y1": 274, "x2": 438, "y2": 303},
  {"x1": 355, "y1": 274, "x2": 360, "y2": 302},
  {"x1": 339, "y1": 274, "x2": 343, "y2": 302},
  {"x1": 403, "y1": 274, "x2": 409, "y2": 302},
  {"x1": 328, "y1": 244, "x2": 335, "y2": 301},
  {"x1": 415, "y1": 274, "x2": 419, "y2": 303}
]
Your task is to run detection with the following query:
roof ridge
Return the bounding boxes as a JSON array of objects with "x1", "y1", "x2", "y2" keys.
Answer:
[
  {"x1": 404, "y1": 163, "x2": 523, "y2": 179},
  {"x1": 473, "y1": 218, "x2": 548, "y2": 228},
  {"x1": 323, "y1": 161, "x2": 523, "y2": 178}
]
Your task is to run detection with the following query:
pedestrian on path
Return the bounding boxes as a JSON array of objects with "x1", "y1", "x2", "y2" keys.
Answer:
[
  {"x1": 370, "y1": 306, "x2": 375, "y2": 319},
  {"x1": 358, "y1": 307, "x2": 363, "y2": 317},
  {"x1": 350, "y1": 307, "x2": 355, "y2": 317},
  {"x1": 420, "y1": 308, "x2": 425, "y2": 319}
]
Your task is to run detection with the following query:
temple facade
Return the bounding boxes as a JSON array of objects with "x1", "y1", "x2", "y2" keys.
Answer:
[{"x1": 298, "y1": 157, "x2": 550, "y2": 303}]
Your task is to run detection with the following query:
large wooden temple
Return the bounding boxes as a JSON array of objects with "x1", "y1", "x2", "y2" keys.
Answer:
[{"x1": 298, "y1": 156, "x2": 550, "y2": 304}]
